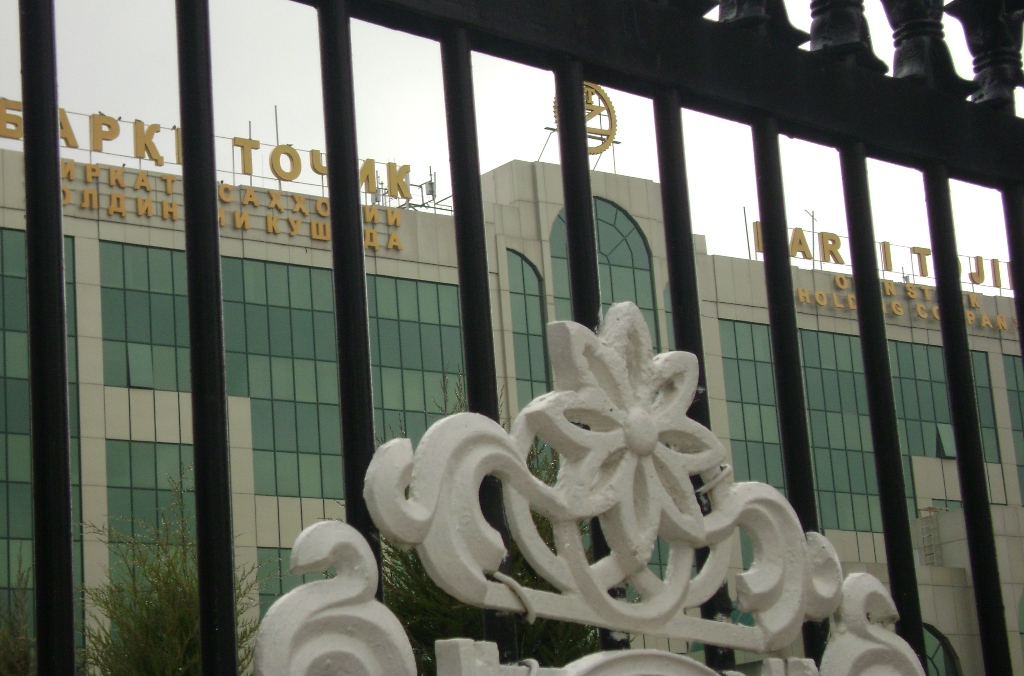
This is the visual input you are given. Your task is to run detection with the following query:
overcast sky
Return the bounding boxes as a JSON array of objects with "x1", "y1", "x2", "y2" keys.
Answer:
[{"x1": 0, "y1": 0, "x2": 1020, "y2": 292}]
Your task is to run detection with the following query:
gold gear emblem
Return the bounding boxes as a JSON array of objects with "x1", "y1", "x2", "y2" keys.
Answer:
[{"x1": 553, "y1": 82, "x2": 617, "y2": 155}]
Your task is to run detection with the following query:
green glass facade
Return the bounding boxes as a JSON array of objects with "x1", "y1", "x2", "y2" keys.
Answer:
[
  {"x1": 801, "y1": 330, "x2": 886, "y2": 532},
  {"x1": 550, "y1": 197, "x2": 659, "y2": 347},
  {"x1": 367, "y1": 275, "x2": 464, "y2": 445},
  {"x1": 100, "y1": 243, "x2": 190, "y2": 392},
  {"x1": 0, "y1": 231, "x2": 81, "y2": 622},
  {"x1": 105, "y1": 440, "x2": 194, "y2": 539},
  {"x1": 507, "y1": 250, "x2": 549, "y2": 411},
  {"x1": 1003, "y1": 354, "x2": 1024, "y2": 499},
  {"x1": 890, "y1": 343, "x2": 1000, "y2": 466},
  {"x1": 221, "y1": 258, "x2": 343, "y2": 501},
  {"x1": 722, "y1": 319, "x2": 1003, "y2": 533},
  {"x1": 720, "y1": 321, "x2": 786, "y2": 492}
]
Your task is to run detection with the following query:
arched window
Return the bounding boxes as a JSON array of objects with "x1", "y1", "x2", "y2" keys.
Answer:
[
  {"x1": 507, "y1": 250, "x2": 550, "y2": 411},
  {"x1": 923, "y1": 623, "x2": 963, "y2": 676},
  {"x1": 550, "y1": 197, "x2": 659, "y2": 349}
]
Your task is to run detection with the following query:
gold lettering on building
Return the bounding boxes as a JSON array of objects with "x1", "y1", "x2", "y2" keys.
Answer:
[
  {"x1": 387, "y1": 233, "x2": 403, "y2": 250},
  {"x1": 136, "y1": 197, "x2": 153, "y2": 217},
  {"x1": 968, "y1": 293, "x2": 981, "y2": 308},
  {"x1": 291, "y1": 194, "x2": 308, "y2": 216},
  {"x1": 892, "y1": 301, "x2": 904, "y2": 316},
  {"x1": 133, "y1": 121, "x2": 164, "y2": 165},
  {"x1": 814, "y1": 290, "x2": 827, "y2": 306},
  {"x1": 81, "y1": 189, "x2": 98, "y2": 210},
  {"x1": 993, "y1": 259, "x2": 1003, "y2": 288},
  {"x1": 364, "y1": 228, "x2": 380, "y2": 250},
  {"x1": 218, "y1": 184, "x2": 235, "y2": 203},
  {"x1": 134, "y1": 171, "x2": 152, "y2": 192},
  {"x1": 58, "y1": 109, "x2": 78, "y2": 148},
  {"x1": 160, "y1": 174, "x2": 177, "y2": 195},
  {"x1": 89, "y1": 114, "x2": 119, "y2": 152},
  {"x1": 790, "y1": 228, "x2": 812, "y2": 259},
  {"x1": 797, "y1": 288, "x2": 810, "y2": 303},
  {"x1": 315, "y1": 198, "x2": 330, "y2": 218},
  {"x1": 906, "y1": 284, "x2": 918, "y2": 299},
  {"x1": 242, "y1": 187, "x2": 259, "y2": 206},
  {"x1": 61, "y1": 187, "x2": 71, "y2": 205},
  {"x1": 233, "y1": 137, "x2": 260, "y2": 175},
  {"x1": 266, "y1": 214, "x2": 281, "y2": 234},
  {"x1": 270, "y1": 145, "x2": 302, "y2": 182},
  {"x1": 288, "y1": 216, "x2": 302, "y2": 237},
  {"x1": 84, "y1": 164, "x2": 101, "y2": 183},
  {"x1": 108, "y1": 167, "x2": 126, "y2": 188},
  {"x1": 386, "y1": 208, "x2": 402, "y2": 227},
  {"x1": 60, "y1": 160, "x2": 75, "y2": 181},
  {"x1": 387, "y1": 162, "x2": 411, "y2": 199},
  {"x1": 880, "y1": 241, "x2": 892, "y2": 271},
  {"x1": 911, "y1": 247, "x2": 932, "y2": 277},
  {"x1": 310, "y1": 150, "x2": 327, "y2": 176},
  {"x1": 161, "y1": 200, "x2": 179, "y2": 221},
  {"x1": 363, "y1": 205, "x2": 382, "y2": 225},
  {"x1": 268, "y1": 190, "x2": 284, "y2": 212},
  {"x1": 833, "y1": 274, "x2": 849, "y2": 290},
  {"x1": 108, "y1": 193, "x2": 127, "y2": 217},
  {"x1": 968, "y1": 256, "x2": 985, "y2": 284},
  {"x1": 359, "y1": 159, "x2": 376, "y2": 193},
  {"x1": 0, "y1": 98, "x2": 22, "y2": 139},
  {"x1": 311, "y1": 220, "x2": 331, "y2": 241},
  {"x1": 981, "y1": 313, "x2": 993, "y2": 328},
  {"x1": 819, "y1": 232, "x2": 844, "y2": 265}
]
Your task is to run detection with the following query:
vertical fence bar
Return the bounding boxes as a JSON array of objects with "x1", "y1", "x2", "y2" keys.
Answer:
[
  {"x1": 174, "y1": 0, "x2": 239, "y2": 671},
  {"x1": 923, "y1": 164, "x2": 1012, "y2": 675},
  {"x1": 441, "y1": 26, "x2": 519, "y2": 662},
  {"x1": 316, "y1": 0, "x2": 381, "y2": 573},
  {"x1": 838, "y1": 142, "x2": 926, "y2": 666},
  {"x1": 18, "y1": 0, "x2": 76, "y2": 670},
  {"x1": 653, "y1": 88, "x2": 735, "y2": 671},
  {"x1": 554, "y1": 61, "x2": 601, "y2": 331},
  {"x1": 554, "y1": 59, "x2": 629, "y2": 651},
  {"x1": 1004, "y1": 184, "x2": 1024, "y2": 348},
  {"x1": 750, "y1": 117, "x2": 828, "y2": 664}
]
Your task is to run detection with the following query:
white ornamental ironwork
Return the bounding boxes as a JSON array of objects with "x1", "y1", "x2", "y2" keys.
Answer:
[{"x1": 255, "y1": 302, "x2": 926, "y2": 676}]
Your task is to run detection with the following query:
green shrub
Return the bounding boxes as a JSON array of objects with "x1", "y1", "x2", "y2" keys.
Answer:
[{"x1": 81, "y1": 478, "x2": 259, "y2": 675}]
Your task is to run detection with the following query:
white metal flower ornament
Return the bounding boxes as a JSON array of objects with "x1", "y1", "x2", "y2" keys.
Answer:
[
  {"x1": 364, "y1": 303, "x2": 842, "y2": 651},
  {"x1": 254, "y1": 302, "x2": 929, "y2": 675}
]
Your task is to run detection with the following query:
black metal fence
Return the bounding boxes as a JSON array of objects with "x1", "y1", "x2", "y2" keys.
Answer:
[{"x1": 17, "y1": 0, "x2": 1024, "y2": 673}]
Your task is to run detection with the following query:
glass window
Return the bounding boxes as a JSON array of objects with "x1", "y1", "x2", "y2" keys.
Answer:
[
  {"x1": 127, "y1": 343, "x2": 154, "y2": 389},
  {"x1": 100, "y1": 242, "x2": 124, "y2": 288},
  {"x1": 266, "y1": 264, "x2": 289, "y2": 307},
  {"x1": 288, "y1": 267, "x2": 312, "y2": 310}
]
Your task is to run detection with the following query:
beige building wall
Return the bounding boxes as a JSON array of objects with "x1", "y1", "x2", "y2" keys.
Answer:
[{"x1": 4, "y1": 146, "x2": 1024, "y2": 669}]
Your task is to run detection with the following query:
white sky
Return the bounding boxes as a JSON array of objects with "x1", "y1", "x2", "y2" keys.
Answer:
[{"x1": 0, "y1": 0, "x2": 1020, "y2": 292}]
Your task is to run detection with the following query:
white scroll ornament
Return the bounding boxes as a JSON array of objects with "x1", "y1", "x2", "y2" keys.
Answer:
[
  {"x1": 364, "y1": 302, "x2": 843, "y2": 653},
  {"x1": 256, "y1": 304, "x2": 931, "y2": 675},
  {"x1": 253, "y1": 520, "x2": 416, "y2": 676}
]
